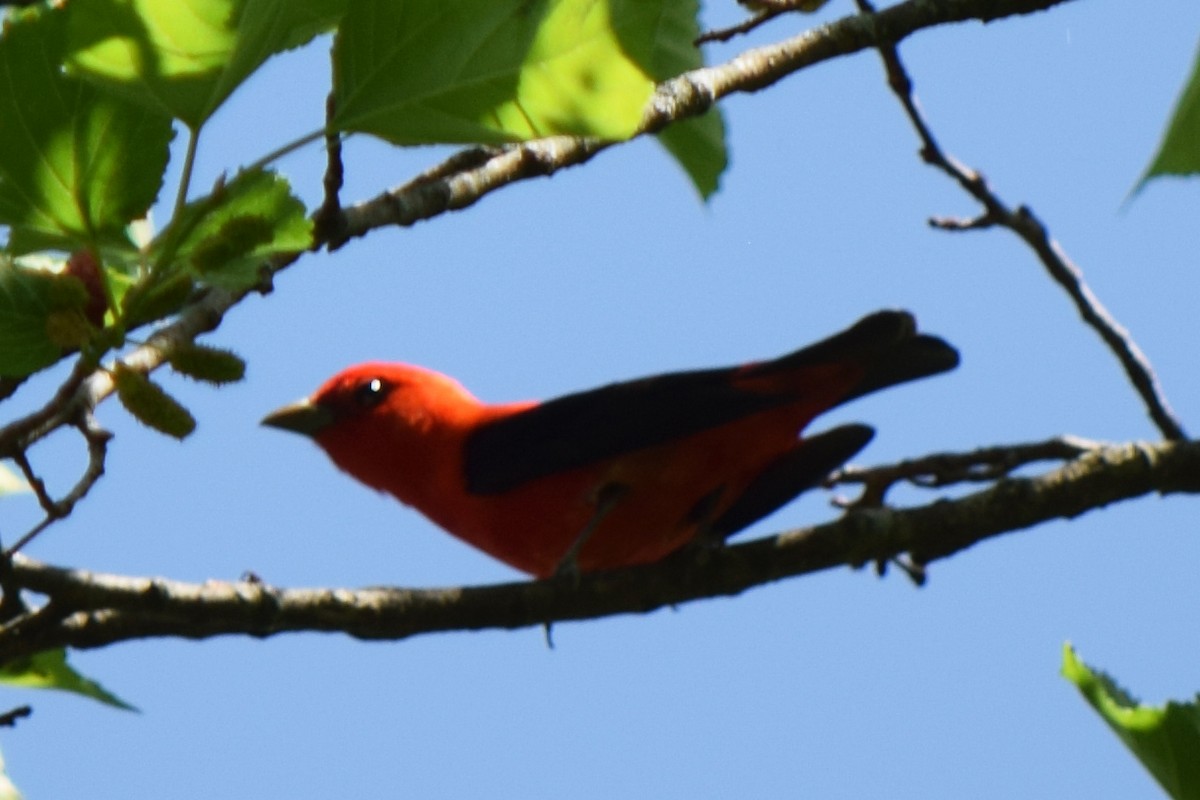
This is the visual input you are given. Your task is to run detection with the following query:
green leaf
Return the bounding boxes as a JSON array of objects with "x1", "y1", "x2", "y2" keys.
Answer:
[
  {"x1": 657, "y1": 113, "x2": 726, "y2": 199},
  {"x1": 0, "y1": 7, "x2": 173, "y2": 254},
  {"x1": 332, "y1": 0, "x2": 666, "y2": 145},
  {"x1": 153, "y1": 169, "x2": 311, "y2": 292},
  {"x1": 64, "y1": 0, "x2": 346, "y2": 129},
  {"x1": 645, "y1": 0, "x2": 726, "y2": 198},
  {"x1": 1139, "y1": 38, "x2": 1200, "y2": 188},
  {"x1": 113, "y1": 363, "x2": 197, "y2": 439},
  {"x1": 0, "y1": 258, "x2": 91, "y2": 377},
  {"x1": 1063, "y1": 643, "x2": 1200, "y2": 799},
  {"x1": 0, "y1": 648, "x2": 137, "y2": 712}
]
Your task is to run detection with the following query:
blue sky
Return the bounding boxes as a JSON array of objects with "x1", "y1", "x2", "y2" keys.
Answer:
[{"x1": 4, "y1": 2, "x2": 1200, "y2": 797}]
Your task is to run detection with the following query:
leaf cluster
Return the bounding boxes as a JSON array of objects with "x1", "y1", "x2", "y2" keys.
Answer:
[
  {"x1": 0, "y1": 0, "x2": 729, "y2": 719},
  {"x1": 0, "y1": 0, "x2": 725, "y2": 434}
]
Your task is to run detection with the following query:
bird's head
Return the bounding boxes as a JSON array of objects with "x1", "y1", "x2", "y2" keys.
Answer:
[{"x1": 262, "y1": 363, "x2": 481, "y2": 498}]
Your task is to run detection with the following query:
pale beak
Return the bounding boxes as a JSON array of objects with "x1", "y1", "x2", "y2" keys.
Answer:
[{"x1": 261, "y1": 399, "x2": 335, "y2": 438}]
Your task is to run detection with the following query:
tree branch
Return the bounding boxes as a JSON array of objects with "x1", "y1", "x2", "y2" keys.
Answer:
[
  {"x1": 696, "y1": 8, "x2": 787, "y2": 45},
  {"x1": 6, "y1": 412, "x2": 111, "y2": 555},
  {"x1": 0, "y1": 286, "x2": 239, "y2": 459},
  {"x1": 336, "y1": 0, "x2": 1078, "y2": 242},
  {"x1": 853, "y1": 0, "x2": 1187, "y2": 440},
  {"x1": 2, "y1": 438, "x2": 1195, "y2": 658},
  {"x1": 0, "y1": 706, "x2": 31, "y2": 728},
  {"x1": 828, "y1": 434, "x2": 1104, "y2": 506}
]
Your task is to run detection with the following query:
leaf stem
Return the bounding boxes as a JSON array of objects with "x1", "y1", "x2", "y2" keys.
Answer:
[
  {"x1": 173, "y1": 127, "x2": 201, "y2": 220},
  {"x1": 244, "y1": 128, "x2": 328, "y2": 175}
]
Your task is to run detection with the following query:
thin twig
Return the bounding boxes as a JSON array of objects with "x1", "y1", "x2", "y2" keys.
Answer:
[
  {"x1": 854, "y1": 0, "x2": 1187, "y2": 441},
  {"x1": 828, "y1": 434, "x2": 1103, "y2": 506},
  {"x1": 313, "y1": 90, "x2": 347, "y2": 249},
  {"x1": 696, "y1": 9, "x2": 785, "y2": 45},
  {"x1": 697, "y1": 0, "x2": 836, "y2": 45},
  {"x1": 0, "y1": 532, "x2": 29, "y2": 624},
  {"x1": 6, "y1": 413, "x2": 111, "y2": 556},
  {"x1": 10, "y1": 451, "x2": 55, "y2": 520},
  {"x1": 0, "y1": 355, "x2": 96, "y2": 457},
  {"x1": 0, "y1": 706, "x2": 31, "y2": 728}
]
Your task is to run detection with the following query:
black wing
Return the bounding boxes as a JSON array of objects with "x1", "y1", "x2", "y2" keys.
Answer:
[
  {"x1": 464, "y1": 364, "x2": 791, "y2": 494},
  {"x1": 463, "y1": 310, "x2": 958, "y2": 495}
]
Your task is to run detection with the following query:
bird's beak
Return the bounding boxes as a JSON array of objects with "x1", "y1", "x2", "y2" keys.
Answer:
[{"x1": 261, "y1": 398, "x2": 335, "y2": 438}]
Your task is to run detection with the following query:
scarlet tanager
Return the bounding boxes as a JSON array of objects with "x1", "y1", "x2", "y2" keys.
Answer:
[{"x1": 262, "y1": 310, "x2": 957, "y2": 577}]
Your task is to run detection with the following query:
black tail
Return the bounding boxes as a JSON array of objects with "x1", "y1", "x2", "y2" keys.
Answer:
[
  {"x1": 699, "y1": 311, "x2": 959, "y2": 541},
  {"x1": 706, "y1": 424, "x2": 875, "y2": 541},
  {"x1": 760, "y1": 310, "x2": 960, "y2": 404}
]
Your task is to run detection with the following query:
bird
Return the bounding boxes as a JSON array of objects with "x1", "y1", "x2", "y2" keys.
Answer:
[{"x1": 262, "y1": 310, "x2": 958, "y2": 578}]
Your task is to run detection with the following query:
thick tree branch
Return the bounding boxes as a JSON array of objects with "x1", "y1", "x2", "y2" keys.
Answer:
[
  {"x1": 336, "y1": 0, "x2": 1076, "y2": 241},
  {"x1": 2, "y1": 438, "x2": 1195, "y2": 658}
]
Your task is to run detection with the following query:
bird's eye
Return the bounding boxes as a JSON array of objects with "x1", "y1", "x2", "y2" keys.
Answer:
[{"x1": 353, "y1": 377, "x2": 391, "y2": 409}]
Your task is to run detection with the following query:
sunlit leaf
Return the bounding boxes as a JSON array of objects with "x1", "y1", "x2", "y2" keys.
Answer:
[
  {"x1": 0, "y1": 8, "x2": 172, "y2": 254},
  {"x1": 0, "y1": 648, "x2": 137, "y2": 712},
  {"x1": 1063, "y1": 643, "x2": 1200, "y2": 799},
  {"x1": 65, "y1": 0, "x2": 345, "y2": 129},
  {"x1": 332, "y1": 0, "x2": 669, "y2": 145}
]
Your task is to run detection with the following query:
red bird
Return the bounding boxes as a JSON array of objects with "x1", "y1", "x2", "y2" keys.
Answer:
[{"x1": 262, "y1": 310, "x2": 957, "y2": 577}]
